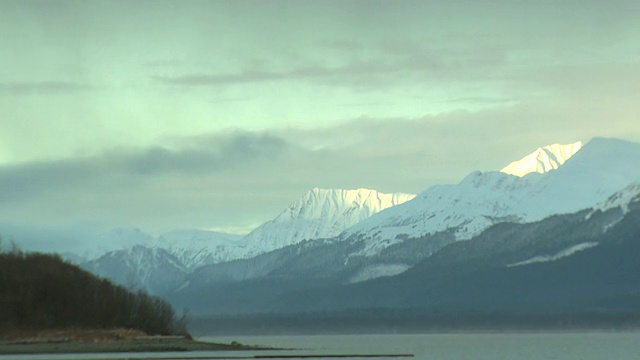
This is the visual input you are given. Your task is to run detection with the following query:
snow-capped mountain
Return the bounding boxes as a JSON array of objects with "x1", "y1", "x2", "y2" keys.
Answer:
[
  {"x1": 80, "y1": 189, "x2": 415, "y2": 291},
  {"x1": 81, "y1": 245, "x2": 188, "y2": 294},
  {"x1": 342, "y1": 138, "x2": 640, "y2": 257},
  {"x1": 501, "y1": 141, "x2": 583, "y2": 177},
  {"x1": 155, "y1": 229, "x2": 244, "y2": 270},
  {"x1": 80, "y1": 228, "x2": 245, "y2": 291},
  {"x1": 239, "y1": 188, "x2": 415, "y2": 258}
]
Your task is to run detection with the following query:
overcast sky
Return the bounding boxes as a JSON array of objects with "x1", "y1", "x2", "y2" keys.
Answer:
[{"x1": 1, "y1": 0, "x2": 640, "y2": 235}]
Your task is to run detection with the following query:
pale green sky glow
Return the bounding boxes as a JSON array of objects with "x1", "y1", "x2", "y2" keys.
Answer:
[{"x1": 1, "y1": 0, "x2": 640, "y2": 235}]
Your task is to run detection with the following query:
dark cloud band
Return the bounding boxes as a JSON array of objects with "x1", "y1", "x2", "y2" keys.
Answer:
[{"x1": 0, "y1": 81, "x2": 92, "y2": 95}]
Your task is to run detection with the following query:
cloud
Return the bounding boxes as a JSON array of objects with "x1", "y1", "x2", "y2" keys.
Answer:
[
  {"x1": 0, "y1": 81, "x2": 93, "y2": 95},
  {"x1": 0, "y1": 131, "x2": 301, "y2": 232},
  {"x1": 151, "y1": 42, "x2": 508, "y2": 90},
  {"x1": 151, "y1": 62, "x2": 398, "y2": 87},
  {"x1": 115, "y1": 132, "x2": 289, "y2": 175},
  {"x1": 0, "y1": 131, "x2": 290, "y2": 203}
]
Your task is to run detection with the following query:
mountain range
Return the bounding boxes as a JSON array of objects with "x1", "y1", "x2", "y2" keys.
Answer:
[
  {"x1": 177, "y1": 182, "x2": 640, "y2": 318},
  {"x1": 8, "y1": 136, "x2": 640, "y2": 329},
  {"x1": 164, "y1": 137, "x2": 640, "y2": 323},
  {"x1": 79, "y1": 187, "x2": 415, "y2": 292}
]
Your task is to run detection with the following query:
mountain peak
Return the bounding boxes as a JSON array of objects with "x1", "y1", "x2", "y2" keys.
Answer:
[
  {"x1": 241, "y1": 188, "x2": 415, "y2": 257},
  {"x1": 501, "y1": 141, "x2": 583, "y2": 177},
  {"x1": 301, "y1": 188, "x2": 414, "y2": 214}
]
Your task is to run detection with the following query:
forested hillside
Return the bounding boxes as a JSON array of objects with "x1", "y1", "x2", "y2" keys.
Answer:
[{"x1": 0, "y1": 250, "x2": 187, "y2": 336}]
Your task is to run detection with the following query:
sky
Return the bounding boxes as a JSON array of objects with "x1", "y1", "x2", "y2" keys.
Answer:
[{"x1": 1, "y1": 0, "x2": 640, "y2": 237}]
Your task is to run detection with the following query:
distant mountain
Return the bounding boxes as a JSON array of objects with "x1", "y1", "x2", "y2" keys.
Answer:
[
  {"x1": 155, "y1": 229, "x2": 244, "y2": 270},
  {"x1": 240, "y1": 188, "x2": 415, "y2": 259},
  {"x1": 81, "y1": 245, "x2": 188, "y2": 294},
  {"x1": 500, "y1": 141, "x2": 583, "y2": 177},
  {"x1": 80, "y1": 229, "x2": 243, "y2": 293}
]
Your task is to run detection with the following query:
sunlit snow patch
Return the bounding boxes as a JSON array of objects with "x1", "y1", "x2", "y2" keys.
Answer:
[
  {"x1": 348, "y1": 263, "x2": 410, "y2": 283},
  {"x1": 501, "y1": 141, "x2": 583, "y2": 177},
  {"x1": 506, "y1": 242, "x2": 599, "y2": 267}
]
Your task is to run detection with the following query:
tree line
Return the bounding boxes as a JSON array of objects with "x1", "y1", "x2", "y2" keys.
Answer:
[{"x1": 0, "y1": 248, "x2": 188, "y2": 336}]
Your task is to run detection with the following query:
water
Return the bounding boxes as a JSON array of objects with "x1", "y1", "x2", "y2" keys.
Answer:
[
  {"x1": 2, "y1": 332, "x2": 640, "y2": 359},
  {"x1": 207, "y1": 332, "x2": 640, "y2": 360}
]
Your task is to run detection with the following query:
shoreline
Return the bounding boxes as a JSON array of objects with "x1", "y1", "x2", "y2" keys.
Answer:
[
  {"x1": 0, "y1": 338, "x2": 273, "y2": 355},
  {"x1": 0, "y1": 329, "x2": 276, "y2": 355}
]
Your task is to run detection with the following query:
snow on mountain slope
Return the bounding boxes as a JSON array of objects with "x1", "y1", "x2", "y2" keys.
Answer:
[
  {"x1": 591, "y1": 182, "x2": 640, "y2": 215},
  {"x1": 501, "y1": 141, "x2": 583, "y2": 177},
  {"x1": 81, "y1": 229, "x2": 245, "y2": 292},
  {"x1": 344, "y1": 137, "x2": 640, "y2": 257},
  {"x1": 81, "y1": 188, "x2": 415, "y2": 289},
  {"x1": 82, "y1": 245, "x2": 187, "y2": 294},
  {"x1": 240, "y1": 188, "x2": 415, "y2": 258},
  {"x1": 155, "y1": 229, "x2": 244, "y2": 270},
  {"x1": 506, "y1": 242, "x2": 600, "y2": 267}
]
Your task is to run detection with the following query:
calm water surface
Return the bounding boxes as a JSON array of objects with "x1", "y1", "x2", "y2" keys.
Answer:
[
  {"x1": 2, "y1": 332, "x2": 640, "y2": 359},
  {"x1": 208, "y1": 332, "x2": 640, "y2": 360}
]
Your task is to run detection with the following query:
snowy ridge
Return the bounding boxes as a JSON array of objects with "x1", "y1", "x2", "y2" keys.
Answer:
[
  {"x1": 77, "y1": 188, "x2": 415, "y2": 288},
  {"x1": 501, "y1": 141, "x2": 583, "y2": 177},
  {"x1": 155, "y1": 229, "x2": 244, "y2": 270},
  {"x1": 346, "y1": 171, "x2": 533, "y2": 256},
  {"x1": 84, "y1": 188, "x2": 416, "y2": 274},
  {"x1": 240, "y1": 188, "x2": 415, "y2": 258},
  {"x1": 589, "y1": 182, "x2": 640, "y2": 216},
  {"x1": 344, "y1": 138, "x2": 640, "y2": 257},
  {"x1": 83, "y1": 245, "x2": 187, "y2": 293}
]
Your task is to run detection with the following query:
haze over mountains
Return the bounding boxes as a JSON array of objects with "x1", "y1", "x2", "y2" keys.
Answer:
[{"x1": 4, "y1": 137, "x2": 640, "y2": 327}]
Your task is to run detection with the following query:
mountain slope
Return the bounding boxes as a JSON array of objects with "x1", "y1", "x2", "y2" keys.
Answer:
[
  {"x1": 81, "y1": 245, "x2": 188, "y2": 294},
  {"x1": 155, "y1": 229, "x2": 244, "y2": 270}
]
